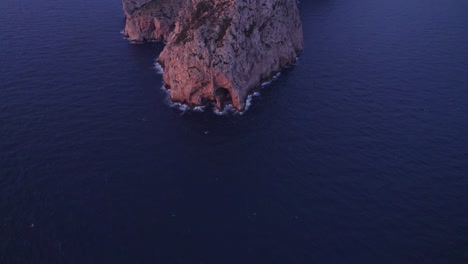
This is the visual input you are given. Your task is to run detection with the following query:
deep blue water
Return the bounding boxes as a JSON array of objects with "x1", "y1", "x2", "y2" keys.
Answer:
[{"x1": 1, "y1": 0, "x2": 467, "y2": 263}]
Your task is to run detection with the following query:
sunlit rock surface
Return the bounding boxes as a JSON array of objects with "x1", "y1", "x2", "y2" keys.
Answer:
[{"x1": 123, "y1": 0, "x2": 303, "y2": 111}]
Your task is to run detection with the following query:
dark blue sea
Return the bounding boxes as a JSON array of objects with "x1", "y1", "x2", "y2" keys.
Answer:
[{"x1": 1, "y1": 0, "x2": 467, "y2": 263}]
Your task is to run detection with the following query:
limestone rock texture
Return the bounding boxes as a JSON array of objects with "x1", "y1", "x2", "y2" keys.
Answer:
[
  {"x1": 123, "y1": 0, "x2": 303, "y2": 111},
  {"x1": 123, "y1": 0, "x2": 184, "y2": 41}
]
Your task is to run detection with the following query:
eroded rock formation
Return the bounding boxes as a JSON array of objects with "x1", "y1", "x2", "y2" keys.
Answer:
[
  {"x1": 123, "y1": 0, "x2": 303, "y2": 111},
  {"x1": 123, "y1": 0, "x2": 185, "y2": 41}
]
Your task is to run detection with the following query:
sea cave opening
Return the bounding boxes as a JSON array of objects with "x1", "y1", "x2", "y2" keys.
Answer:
[
  {"x1": 214, "y1": 87, "x2": 231, "y2": 100},
  {"x1": 214, "y1": 87, "x2": 232, "y2": 108}
]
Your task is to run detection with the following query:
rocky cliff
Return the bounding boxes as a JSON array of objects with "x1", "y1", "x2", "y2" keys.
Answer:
[
  {"x1": 123, "y1": 0, "x2": 185, "y2": 41},
  {"x1": 123, "y1": 0, "x2": 303, "y2": 111}
]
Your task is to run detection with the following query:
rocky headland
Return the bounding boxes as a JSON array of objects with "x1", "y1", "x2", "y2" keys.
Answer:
[{"x1": 123, "y1": 0, "x2": 303, "y2": 111}]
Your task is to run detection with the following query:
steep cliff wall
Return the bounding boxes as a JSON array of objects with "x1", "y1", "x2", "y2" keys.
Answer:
[
  {"x1": 122, "y1": 0, "x2": 303, "y2": 111},
  {"x1": 123, "y1": 0, "x2": 185, "y2": 41}
]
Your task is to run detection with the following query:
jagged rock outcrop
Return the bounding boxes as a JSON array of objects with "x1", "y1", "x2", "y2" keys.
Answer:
[
  {"x1": 123, "y1": 0, "x2": 303, "y2": 111},
  {"x1": 123, "y1": 0, "x2": 185, "y2": 41}
]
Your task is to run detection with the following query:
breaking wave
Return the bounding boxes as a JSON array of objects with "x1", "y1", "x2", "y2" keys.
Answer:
[
  {"x1": 261, "y1": 72, "x2": 282, "y2": 87},
  {"x1": 154, "y1": 59, "x2": 164, "y2": 74},
  {"x1": 154, "y1": 61, "x2": 288, "y2": 115},
  {"x1": 159, "y1": 84, "x2": 264, "y2": 116}
]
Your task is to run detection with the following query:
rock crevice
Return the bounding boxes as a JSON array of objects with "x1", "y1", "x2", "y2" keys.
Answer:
[{"x1": 123, "y1": 0, "x2": 303, "y2": 111}]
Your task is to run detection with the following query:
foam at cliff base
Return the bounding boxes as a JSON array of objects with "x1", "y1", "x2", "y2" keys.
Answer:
[
  {"x1": 156, "y1": 63, "x2": 289, "y2": 115},
  {"x1": 154, "y1": 59, "x2": 164, "y2": 74},
  {"x1": 261, "y1": 72, "x2": 282, "y2": 87},
  {"x1": 122, "y1": 31, "x2": 145, "y2": 44},
  {"x1": 159, "y1": 84, "x2": 263, "y2": 116}
]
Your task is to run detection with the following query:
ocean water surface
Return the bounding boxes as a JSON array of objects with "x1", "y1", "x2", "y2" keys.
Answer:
[{"x1": 1, "y1": 0, "x2": 467, "y2": 263}]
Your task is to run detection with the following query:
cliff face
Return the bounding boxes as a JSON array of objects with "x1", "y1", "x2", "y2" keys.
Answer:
[
  {"x1": 123, "y1": 0, "x2": 303, "y2": 111},
  {"x1": 123, "y1": 0, "x2": 185, "y2": 41}
]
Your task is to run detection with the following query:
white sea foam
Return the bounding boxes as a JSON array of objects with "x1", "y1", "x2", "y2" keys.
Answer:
[
  {"x1": 160, "y1": 85, "x2": 193, "y2": 113},
  {"x1": 193, "y1": 106, "x2": 206, "y2": 112},
  {"x1": 129, "y1": 40, "x2": 145, "y2": 45},
  {"x1": 157, "y1": 67, "x2": 286, "y2": 115},
  {"x1": 213, "y1": 104, "x2": 235, "y2": 115},
  {"x1": 154, "y1": 59, "x2": 164, "y2": 74},
  {"x1": 161, "y1": 90, "x2": 258, "y2": 116},
  {"x1": 261, "y1": 72, "x2": 281, "y2": 87}
]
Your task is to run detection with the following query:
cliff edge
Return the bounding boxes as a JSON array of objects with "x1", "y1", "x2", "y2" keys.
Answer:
[
  {"x1": 123, "y1": 0, "x2": 303, "y2": 111},
  {"x1": 123, "y1": 0, "x2": 185, "y2": 41}
]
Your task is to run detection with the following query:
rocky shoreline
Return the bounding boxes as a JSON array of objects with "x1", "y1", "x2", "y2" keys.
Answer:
[{"x1": 123, "y1": 0, "x2": 303, "y2": 111}]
